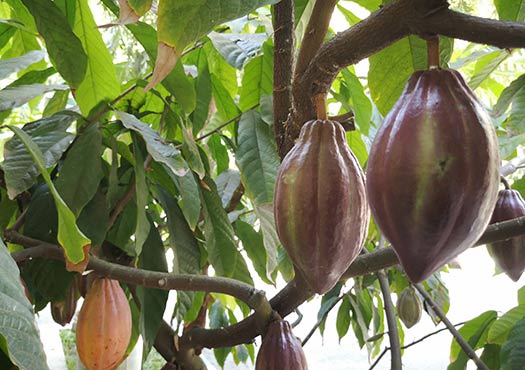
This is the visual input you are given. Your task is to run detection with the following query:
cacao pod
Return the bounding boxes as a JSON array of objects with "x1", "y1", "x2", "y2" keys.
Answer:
[
  {"x1": 397, "y1": 285, "x2": 422, "y2": 328},
  {"x1": 366, "y1": 69, "x2": 500, "y2": 282},
  {"x1": 256, "y1": 319, "x2": 307, "y2": 370},
  {"x1": 487, "y1": 189, "x2": 525, "y2": 281},
  {"x1": 76, "y1": 278, "x2": 132, "y2": 370},
  {"x1": 51, "y1": 275, "x2": 79, "y2": 326},
  {"x1": 274, "y1": 119, "x2": 369, "y2": 294}
]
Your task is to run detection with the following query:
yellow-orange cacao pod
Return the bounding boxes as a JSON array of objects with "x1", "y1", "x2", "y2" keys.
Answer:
[{"x1": 76, "y1": 278, "x2": 132, "y2": 370}]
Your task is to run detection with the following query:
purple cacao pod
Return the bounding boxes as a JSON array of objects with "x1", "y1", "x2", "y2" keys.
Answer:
[
  {"x1": 366, "y1": 69, "x2": 500, "y2": 283},
  {"x1": 487, "y1": 189, "x2": 525, "y2": 281},
  {"x1": 274, "y1": 119, "x2": 369, "y2": 294},
  {"x1": 256, "y1": 320, "x2": 307, "y2": 370},
  {"x1": 51, "y1": 277, "x2": 79, "y2": 326}
]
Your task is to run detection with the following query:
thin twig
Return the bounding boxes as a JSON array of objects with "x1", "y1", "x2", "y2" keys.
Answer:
[
  {"x1": 377, "y1": 270, "x2": 402, "y2": 370},
  {"x1": 195, "y1": 104, "x2": 259, "y2": 142},
  {"x1": 414, "y1": 284, "x2": 490, "y2": 370},
  {"x1": 368, "y1": 347, "x2": 389, "y2": 370}
]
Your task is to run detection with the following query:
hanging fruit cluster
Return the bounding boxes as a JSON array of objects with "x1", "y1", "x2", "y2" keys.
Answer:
[
  {"x1": 76, "y1": 278, "x2": 132, "y2": 370},
  {"x1": 487, "y1": 183, "x2": 525, "y2": 281},
  {"x1": 255, "y1": 319, "x2": 308, "y2": 370},
  {"x1": 397, "y1": 285, "x2": 423, "y2": 328}
]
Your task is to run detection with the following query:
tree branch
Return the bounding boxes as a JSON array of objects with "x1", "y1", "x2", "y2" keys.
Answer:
[
  {"x1": 377, "y1": 270, "x2": 402, "y2": 370},
  {"x1": 414, "y1": 284, "x2": 490, "y2": 370},
  {"x1": 272, "y1": 0, "x2": 294, "y2": 158},
  {"x1": 288, "y1": 0, "x2": 525, "y2": 151}
]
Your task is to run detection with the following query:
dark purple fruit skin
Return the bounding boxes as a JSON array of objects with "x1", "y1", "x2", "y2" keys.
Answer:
[
  {"x1": 274, "y1": 120, "x2": 369, "y2": 294},
  {"x1": 366, "y1": 69, "x2": 500, "y2": 283},
  {"x1": 256, "y1": 320, "x2": 308, "y2": 370},
  {"x1": 51, "y1": 275, "x2": 79, "y2": 326},
  {"x1": 488, "y1": 189, "x2": 525, "y2": 281}
]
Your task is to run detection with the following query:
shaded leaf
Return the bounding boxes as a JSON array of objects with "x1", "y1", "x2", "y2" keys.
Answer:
[
  {"x1": 20, "y1": 0, "x2": 87, "y2": 88},
  {"x1": 3, "y1": 111, "x2": 76, "y2": 199},
  {"x1": 239, "y1": 42, "x2": 273, "y2": 111},
  {"x1": 488, "y1": 305, "x2": 525, "y2": 345},
  {"x1": 501, "y1": 317, "x2": 525, "y2": 370},
  {"x1": 208, "y1": 32, "x2": 267, "y2": 69},
  {"x1": 0, "y1": 84, "x2": 68, "y2": 111},
  {"x1": 0, "y1": 50, "x2": 45, "y2": 80},
  {"x1": 0, "y1": 239, "x2": 49, "y2": 370},
  {"x1": 234, "y1": 220, "x2": 271, "y2": 285}
]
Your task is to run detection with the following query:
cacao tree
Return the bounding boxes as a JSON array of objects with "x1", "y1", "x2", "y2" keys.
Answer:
[{"x1": 0, "y1": 0, "x2": 525, "y2": 369}]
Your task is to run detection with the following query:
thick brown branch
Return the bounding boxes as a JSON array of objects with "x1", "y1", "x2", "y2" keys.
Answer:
[
  {"x1": 294, "y1": 0, "x2": 338, "y2": 79},
  {"x1": 289, "y1": 0, "x2": 525, "y2": 151},
  {"x1": 272, "y1": 0, "x2": 294, "y2": 157},
  {"x1": 8, "y1": 216, "x2": 525, "y2": 351}
]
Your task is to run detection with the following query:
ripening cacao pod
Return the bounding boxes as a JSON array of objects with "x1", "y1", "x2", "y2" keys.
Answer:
[
  {"x1": 255, "y1": 319, "x2": 307, "y2": 370},
  {"x1": 366, "y1": 69, "x2": 500, "y2": 282},
  {"x1": 76, "y1": 278, "x2": 132, "y2": 370},
  {"x1": 274, "y1": 119, "x2": 369, "y2": 294},
  {"x1": 487, "y1": 189, "x2": 525, "y2": 281},
  {"x1": 51, "y1": 276, "x2": 79, "y2": 326},
  {"x1": 397, "y1": 285, "x2": 422, "y2": 328}
]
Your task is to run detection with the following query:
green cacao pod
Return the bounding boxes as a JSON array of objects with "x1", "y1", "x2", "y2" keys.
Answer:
[
  {"x1": 76, "y1": 278, "x2": 132, "y2": 370},
  {"x1": 487, "y1": 189, "x2": 525, "y2": 281},
  {"x1": 274, "y1": 119, "x2": 369, "y2": 294},
  {"x1": 256, "y1": 319, "x2": 307, "y2": 370},
  {"x1": 366, "y1": 69, "x2": 500, "y2": 282},
  {"x1": 51, "y1": 276, "x2": 79, "y2": 326},
  {"x1": 397, "y1": 286, "x2": 422, "y2": 328}
]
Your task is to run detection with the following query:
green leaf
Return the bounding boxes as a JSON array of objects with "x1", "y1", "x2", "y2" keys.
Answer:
[
  {"x1": 72, "y1": 0, "x2": 118, "y2": 114},
  {"x1": 468, "y1": 49, "x2": 510, "y2": 90},
  {"x1": 190, "y1": 48, "x2": 212, "y2": 133},
  {"x1": 211, "y1": 75, "x2": 240, "y2": 122},
  {"x1": 493, "y1": 75, "x2": 525, "y2": 117},
  {"x1": 208, "y1": 32, "x2": 267, "y2": 69},
  {"x1": 207, "y1": 134, "x2": 230, "y2": 175},
  {"x1": 43, "y1": 90, "x2": 69, "y2": 117},
  {"x1": 7, "y1": 125, "x2": 89, "y2": 263},
  {"x1": 489, "y1": 305, "x2": 525, "y2": 345},
  {"x1": 0, "y1": 83, "x2": 68, "y2": 111},
  {"x1": 6, "y1": 67, "x2": 56, "y2": 88},
  {"x1": 518, "y1": 286, "x2": 525, "y2": 305},
  {"x1": 337, "y1": 296, "x2": 352, "y2": 340},
  {"x1": 55, "y1": 126, "x2": 103, "y2": 216},
  {"x1": 234, "y1": 220, "x2": 271, "y2": 284},
  {"x1": 0, "y1": 50, "x2": 44, "y2": 80},
  {"x1": 119, "y1": 111, "x2": 187, "y2": 176},
  {"x1": 448, "y1": 310, "x2": 497, "y2": 368},
  {"x1": 0, "y1": 239, "x2": 49, "y2": 370},
  {"x1": 236, "y1": 110, "x2": 280, "y2": 205},
  {"x1": 238, "y1": 42, "x2": 273, "y2": 111},
  {"x1": 369, "y1": 36, "x2": 452, "y2": 115},
  {"x1": 20, "y1": 0, "x2": 87, "y2": 88},
  {"x1": 209, "y1": 301, "x2": 231, "y2": 367},
  {"x1": 155, "y1": 186, "x2": 200, "y2": 321},
  {"x1": 254, "y1": 203, "x2": 279, "y2": 277},
  {"x1": 136, "y1": 219, "x2": 169, "y2": 358},
  {"x1": 171, "y1": 169, "x2": 201, "y2": 231},
  {"x1": 341, "y1": 68, "x2": 372, "y2": 135},
  {"x1": 501, "y1": 317, "x2": 525, "y2": 370},
  {"x1": 132, "y1": 136, "x2": 150, "y2": 256},
  {"x1": 181, "y1": 123, "x2": 206, "y2": 178},
  {"x1": 499, "y1": 134, "x2": 525, "y2": 160},
  {"x1": 77, "y1": 190, "x2": 109, "y2": 247},
  {"x1": 480, "y1": 343, "x2": 501, "y2": 370},
  {"x1": 215, "y1": 169, "x2": 241, "y2": 208},
  {"x1": 157, "y1": 0, "x2": 279, "y2": 55},
  {"x1": 200, "y1": 176, "x2": 242, "y2": 277},
  {"x1": 495, "y1": 0, "x2": 525, "y2": 21},
  {"x1": 3, "y1": 111, "x2": 76, "y2": 198}
]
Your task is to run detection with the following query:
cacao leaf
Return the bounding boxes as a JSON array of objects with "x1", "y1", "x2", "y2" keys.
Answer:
[
  {"x1": 336, "y1": 296, "x2": 352, "y2": 340},
  {"x1": 55, "y1": 126, "x2": 103, "y2": 216},
  {"x1": 234, "y1": 220, "x2": 272, "y2": 285},
  {"x1": 20, "y1": 0, "x2": 87, "y2": 88},
  {"x1": 72, "y1": 0, "x2": 119, "y2": 114},
  {"x1": 3, "y1": 111, "x2": 76, "y2": 198},
  {"x1": 0, "y1": 84, "x2": 68, "y2": 111},
  {"x1": 448, "y1": 310, "x2": 497, "y2": 366},
  {"x1": 468, "y1": 49, "x2": 510, "y2": 90},
  {"x1": 0, "y1": 50, "x2": 44, "y2": 80},
  {"x1": 495, "y1": 0, "x2": 525, "y2": 21},
  {"x1": 238, "y1": 42, "x2": 273, "y2": 111},
  {"x1": 208, "y1": 32, "x2": 267, "y2": 69},
  {"x1": 500, "y1": 317, "x2": 525, "y2": 370},
  {"x1": 0, "y1": 239, "x2": 49, "y2": 370},
  {"x1": 181, "y1": 122, "x2": 206, "y2": 179},
  {"x1": 131, "y1": 136, "x2": 150, "y2": 256},
  {"x1": 189, "y1": 48, "x2": 212, "y2": 133},
  {"x1": 488, "y1": 305, "x2": 525, "y2": 345},
  {"x1": 136, "y1": 219, "x2": 169, "y2": 358},
  {"x1": 7, "y1": 125, "x2": 89, "y2": 264},
  {"x1": 215, "y1": 170, "x2": 241, "y2": 208}
]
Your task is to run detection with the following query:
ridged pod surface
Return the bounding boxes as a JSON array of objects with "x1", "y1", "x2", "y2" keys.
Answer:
[
  {"x1": 76, "y1": 278, "x2": 132, "y2": 370},
  {"x1": 487, "y1": 189, "x2": 525, "y2": 281},
  {"x1": 255, "y1": 320, "x2": 308, "y2": 370},
  {"x1": 274, "y1": 119, "x2": 369, "y2": 294},
  {"x1": 397, "y1": 286, "x2": 422, "y2": 328},
  {"x1": 366, "y1": 69, "x2": 500, "y2": 283}
]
